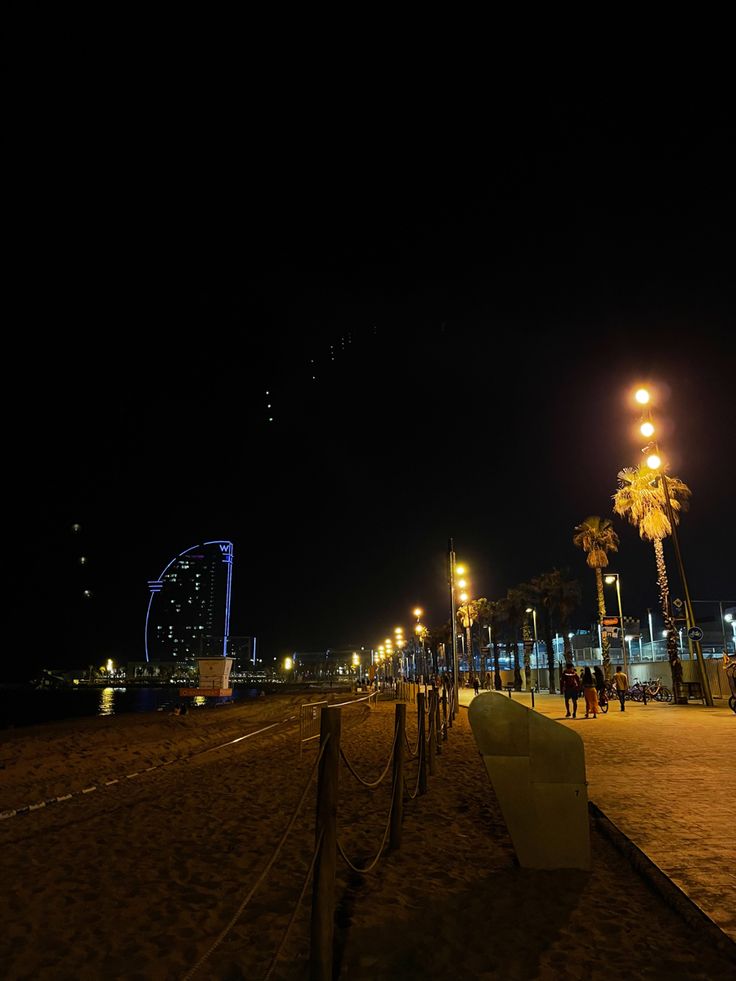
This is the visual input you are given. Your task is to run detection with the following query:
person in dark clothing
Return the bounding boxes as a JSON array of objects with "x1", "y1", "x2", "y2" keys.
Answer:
[
  {"x1": 472, "y1": 675, "x2": 480, "y2": 696},
  {"x1": 561, "y1": 661, "x2": 581, "y2": 718},
  {"x1": 582, "y1": 666, "x2": 600, "y2": 718},
  {"x1": 593, "y1": 665, "x2": 605, "y2": 700}
]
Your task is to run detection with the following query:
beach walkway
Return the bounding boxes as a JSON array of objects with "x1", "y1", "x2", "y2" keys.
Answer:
[{"x1": 458, "y1": 686, "x2": 735, "y2": 945}]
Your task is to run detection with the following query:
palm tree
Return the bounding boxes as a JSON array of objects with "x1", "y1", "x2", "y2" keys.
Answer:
[
  {"x1": 456, "y1": 598, "x2": 479, "y2": 683},
  {"x1": 505, "y1": 588, "x2": 528, "y2": 690},
  {"x1": 487, "y1": 598, "x2": 505, "y2": 690},
  {"x1": 544, "y1": 568, "x2": 582, "y2": 652},
  {"x1": 473, "y1": 597, "x2": 497, "y2": 687},
  {"x1": 612, "y1": 464, "x2": 691, "y2": 702},
  {"x1": 573, "y1": 516, "x2": 620, "y2": 678},
  {"x1": 529, "y1": 576, "x2": 557, "y2": 694}
]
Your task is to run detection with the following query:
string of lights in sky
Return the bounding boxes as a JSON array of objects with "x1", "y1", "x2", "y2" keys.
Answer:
[{"x1": 262, "y1": 330, "x2": 360, "y2": 424}]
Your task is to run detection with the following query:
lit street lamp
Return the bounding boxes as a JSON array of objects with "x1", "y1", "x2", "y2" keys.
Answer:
[
  {"x1": 448, "y1": 539, "x2": 462, "y2": 712},
  {"x1": 635, "y1": 386, "x2": 713, "y2": 706},
  {"x1": 604, "y1": 573, "x2": 628, "y2": 678},
  {"x1": 526, "y1": 607, "x2": 540, "y2": 689},
  {"x1": 648, "y1": 608, "x2": 655, "y2": 659},
  {"x1": 726, "y1": 612, "x2": 735, "y2": 652},
  {"x1": 459, "y1": 589, "x2": 474, "y2": 682}
]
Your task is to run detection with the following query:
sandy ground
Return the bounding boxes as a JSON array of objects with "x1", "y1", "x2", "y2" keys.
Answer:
[{"x1": 1, "y1": 692, "x2": 733, "y2": 981}]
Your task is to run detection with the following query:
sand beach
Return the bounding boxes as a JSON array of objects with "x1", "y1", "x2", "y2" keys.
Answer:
[{"x1": 1, "y1": 691, "x2": 733, "y2": 980}]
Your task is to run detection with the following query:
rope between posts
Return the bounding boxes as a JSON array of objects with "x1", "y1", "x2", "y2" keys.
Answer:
[
  {"x1": 182, "y1": 736, "x2": 329, "y2": 981},
  {"x1": 339, "y1": 726, "x2": 398, "y2": 788},
  {"x1": 262, "y1": 827, "x2": 324, "y2": 981},
  {"x1": 404, "y1": 729, "x2": 419, "y2": 758},
  {"x1": 336, "y1": 772, "x2": 396, "y2": 874},
  {"x1": 404, "y1": 757, "x2": 422, "y2": 800}
]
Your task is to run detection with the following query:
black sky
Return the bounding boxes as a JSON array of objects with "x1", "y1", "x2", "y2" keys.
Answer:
[{"x1": 11, "y1": 86, "x2": 735, "y2": 675}]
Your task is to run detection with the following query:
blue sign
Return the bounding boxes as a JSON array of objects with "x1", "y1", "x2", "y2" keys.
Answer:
[{"x1": 687, "y1": 626, "x2": 704, "y2": 641}]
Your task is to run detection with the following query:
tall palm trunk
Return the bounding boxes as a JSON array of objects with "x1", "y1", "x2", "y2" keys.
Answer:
[
  {"x1": 513, "y1": 639, "x2": 522, "y2": 691},
  {"x1": 653, "y1": 538, "x2": 685, "y2": 701},
  {"x1": 595, "y1": 567, "x2": 611, "y2": 678}
]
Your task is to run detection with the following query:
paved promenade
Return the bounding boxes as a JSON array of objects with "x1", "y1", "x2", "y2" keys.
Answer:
[{"x1": 458, "y1": 686, "x2": 735, "y2": 944}]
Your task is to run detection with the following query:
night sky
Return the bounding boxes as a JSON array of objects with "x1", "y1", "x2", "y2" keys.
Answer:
[{"x1": 11, "y1": 91, "x2": 735, "y2": 676}]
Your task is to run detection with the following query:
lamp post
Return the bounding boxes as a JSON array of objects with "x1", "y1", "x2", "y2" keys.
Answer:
[
  {"x1": 459, "y1": 590, "x2": 473, "y2": 683},
  {"x1": 724, "y1": 612, "x2": 735, "y2": 653},
  {"x1": 634, "y1": 387, "x2": 713, "y2": 706},
  {"x1": 648, "y1": 608, "x2": 655, "y2": 659},
  {"x1": 394, "y1": 627, "x2": 404, "y2": 680},
  {"x1": 526, "y1": 606, "x2": 540, "y2": 690},
  {"x1": 448, "y1": 539, "x2": 461, "y2": 712},
  {"x1": 604, "y1": 573, "x2": 628, "y2": 678},
  {"x1": 412, "y1": 608, "x2": 425, "y2": 681}
]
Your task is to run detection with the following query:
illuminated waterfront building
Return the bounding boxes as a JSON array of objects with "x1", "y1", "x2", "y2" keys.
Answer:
[{"x1": 145, "y1": 540, "x2": 234, "y2": 662}]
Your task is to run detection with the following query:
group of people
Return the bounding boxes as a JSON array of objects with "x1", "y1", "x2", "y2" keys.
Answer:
[{"x1": 560, "y1": 662, "x2": 630, "y2": 718}]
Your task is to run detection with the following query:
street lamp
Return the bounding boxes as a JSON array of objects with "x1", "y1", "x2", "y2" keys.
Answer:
[
  {"x1": 604, "y1": 573, "x2": 628, "y2": 678},
  {"x1": 459, "y1": 590, "x2": 474, "y2": 682},
  {"x1": 648, "y1": 608, "x2": 655, "y2": 659},
  {"x1": 526, "y1": 607, "x2": 540, "y2": 690},
  {"x1": 394, "y1": 627, "x2": 405, "y2": 679},
  {"x1": 412, "y1": 609, "x2": 424, "y2": 680},
  {"x1": 448, "y1": 539, "x2": 462, "y2": 712},
  {"x1": 723, "y1": 613, "x2": 736, "y2": 654},
  {"x1": 634, "y1": 387, "x2": 713, "y2": 706}
]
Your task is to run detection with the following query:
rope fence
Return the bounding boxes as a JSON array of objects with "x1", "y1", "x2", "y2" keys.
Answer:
[{"x1": 186, "y1": 681, "x2": 457, "y2": 981}]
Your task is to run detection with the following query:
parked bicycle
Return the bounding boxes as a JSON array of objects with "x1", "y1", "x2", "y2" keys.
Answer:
[{"x1": 629, "y1": 678, "x2": 672, "y2": 703}]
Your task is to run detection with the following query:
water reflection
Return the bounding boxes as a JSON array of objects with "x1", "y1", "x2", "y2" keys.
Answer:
[
  {"x1": 0, "y1": 685, "x2": 254, "y2": 729},
  {"x1": 98, "y1": 687, "x2": 118, "y2": 716}
]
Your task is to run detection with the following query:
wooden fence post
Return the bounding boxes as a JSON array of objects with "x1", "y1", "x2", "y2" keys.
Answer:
[
  {"x1": 442, "y1": 688, "x2": 448, "y2": 741},
  {"x1": 390, "y1": 703, "x2": 405, "y2": 849},
  {"x1": 427, "y1": 690, "x2": 436, "y2": 776},
  {"x1": 310, "y1": 705, "x2": 341, "y2": 981},
  {"x1": 418, "y1": 692, "x2": 427, "y2": 795},
  {"x1": 435, "y1": 688, "x2": 442, "y2": 755}
]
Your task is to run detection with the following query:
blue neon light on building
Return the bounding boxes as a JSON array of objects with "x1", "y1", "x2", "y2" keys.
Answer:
[{"x1": 144, "y1": 540, "x2": 234, "y2": 662}]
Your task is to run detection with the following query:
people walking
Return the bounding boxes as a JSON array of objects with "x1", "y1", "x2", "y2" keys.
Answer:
[
  {"x1": 583, "y1": 666, "x2": 600, "y2": 719},
  {"x1": 613, "y1": 664, "x2": 629, "y2": 711},
  {"x1": 473, "y1": 675, "x2": 480, "y2": 696},
  {"x1": 561, "y1": 661, "x2": 581, "y2": 718}
]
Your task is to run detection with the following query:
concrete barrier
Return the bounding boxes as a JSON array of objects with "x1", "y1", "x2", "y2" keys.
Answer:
[{"x1": 468, "y1": 691, "x2": 590, "y2": 870}]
